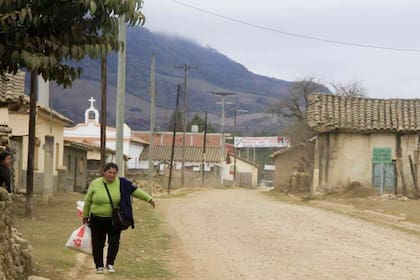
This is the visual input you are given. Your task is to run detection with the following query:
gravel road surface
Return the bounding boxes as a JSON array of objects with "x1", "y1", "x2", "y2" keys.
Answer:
[{"x1": 159, "y1": 188, "x2": 420, "y2": 280}]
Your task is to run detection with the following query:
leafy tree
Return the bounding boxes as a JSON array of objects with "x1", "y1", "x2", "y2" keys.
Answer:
[
  {"x1": 166, "y1": 108, "x2": 184, "y2": 132},
  {"x1": 0, "y1": 0, "x2": 145, "y2": 217},
  {"x1": 187, "y1": 113, "x2": 215, "y2": 133},
  {"x1": 0, "y1": 0, "x2": 144, "y2": 84}
]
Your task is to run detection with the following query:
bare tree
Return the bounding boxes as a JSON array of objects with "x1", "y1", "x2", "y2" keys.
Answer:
[
  {"x1": 282, "y1": 119, "x2": 315, "y2": 146},
  {"x1": 330, "y1": 80, "x2": 367, "y2": 97},
  {"x1": 273, "y1": 77, "x2": 327, "y2": 121},
  {"x1": 272, "y1": 77, "x2": 328, "y2": 145}
]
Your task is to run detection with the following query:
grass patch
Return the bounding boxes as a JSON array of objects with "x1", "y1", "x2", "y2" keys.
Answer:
[
  {"x1": 13, "y1": 192, "x2": 84, "y2": 279},
  {"x1": 12, "y1": 192, "x2": 172, "y2": 279},
  {"x1": 106, "y1": 200, "x2": 172, "y2": 279}
]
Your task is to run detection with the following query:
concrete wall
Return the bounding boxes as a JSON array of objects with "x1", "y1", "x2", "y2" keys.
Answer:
[
  {"x1": 0, "y1": 189, "x2": 33, "y2": 279},
  {"x1": 0, "y1": 107, "x2": 9, "y2": 125},
  {"x1": 127, "y1": 142, "x2": 144, "y2": 169},
  {"x1": 313, "y1": 132, "x2": 420, "y2": 195}
]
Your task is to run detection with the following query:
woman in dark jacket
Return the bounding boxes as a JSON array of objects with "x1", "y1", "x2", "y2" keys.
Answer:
[
  {"x1": 82, "y1": 162, "x2": 155, "y2": 274},
  {"x1": 0, "y1": 151, "x2": 12, "y2": 193}
]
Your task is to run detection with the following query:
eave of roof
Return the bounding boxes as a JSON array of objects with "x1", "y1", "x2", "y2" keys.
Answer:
[{"x1": 307, "y1": 93, "x2": 420, "y2": 133}]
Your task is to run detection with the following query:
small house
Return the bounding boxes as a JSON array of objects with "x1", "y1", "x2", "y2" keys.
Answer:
[{"x1": 306, "y1": 93, "x2": 420, "y2": 195}]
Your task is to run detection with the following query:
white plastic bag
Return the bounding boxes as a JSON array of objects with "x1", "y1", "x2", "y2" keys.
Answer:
[
  {"x1": 65, "y1": 224, "x2": 92, "y2": 255},
  {"x1": 76, "y1": 200, "x2": 84, "y2": 217}
]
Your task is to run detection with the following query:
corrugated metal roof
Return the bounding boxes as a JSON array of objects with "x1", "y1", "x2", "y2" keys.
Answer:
[
  {"x1": 140, "y1": 145, "x2": 223, "y2": 162},
  {"x1": 307, "y1": 93, "x2": 420, "y2": 133}
]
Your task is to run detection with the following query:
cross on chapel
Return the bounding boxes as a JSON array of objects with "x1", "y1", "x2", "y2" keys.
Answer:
[
  {"x1": 89, "y1": 97, "x2": 96, "y2": 108},
  {"x1": 85, "y1": 96, "x2": 99, "y2": 123}
]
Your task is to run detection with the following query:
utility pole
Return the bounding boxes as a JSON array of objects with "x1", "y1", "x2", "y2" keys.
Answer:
[
  {"x1": 233, "y1": 108, "x2": 247, "y2": 186},
  {"x1": 201, "y1": 111, "x2": 208, "y2": 187},
  {"x1": 116, "y1": 14, "x2": 127, "y2": 175},
  {"x1": 168, "y1": 85, "x2": 181, "y2": 194},
  {"x1": 212, "y1": 91, "x2": 235, "y2": 186},
  {"x1": 174, "y1": 64, "x2": 197, "y2": 188},
  {"x1": 148, "y1": 55, "x2": 156, "y2": 190}
]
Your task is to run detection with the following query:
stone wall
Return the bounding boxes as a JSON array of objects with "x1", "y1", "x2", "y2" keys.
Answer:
[{"x1": 0, "y1": 189, "x2": 33, "y2": 280}]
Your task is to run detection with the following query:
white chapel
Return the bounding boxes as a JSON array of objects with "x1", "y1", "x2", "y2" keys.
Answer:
[{"x1": 64, "y1": 97, "x2": 148, "y2": 169}]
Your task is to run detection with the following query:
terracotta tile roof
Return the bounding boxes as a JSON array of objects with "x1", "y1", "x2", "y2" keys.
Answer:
[
  {"x1": 307, "y1": 93, "x2": 420, "y2": 133},
  {"x1": 0, "y1": 72, "x2": 26, "y2": 103},
  {"x1": 140, "y1": 145, "x2": 223, "y2": 163}
]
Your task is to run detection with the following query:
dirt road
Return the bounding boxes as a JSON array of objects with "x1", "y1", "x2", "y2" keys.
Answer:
[{"x1": 159, "y1": 188, "x2": 420, "y2": 280}]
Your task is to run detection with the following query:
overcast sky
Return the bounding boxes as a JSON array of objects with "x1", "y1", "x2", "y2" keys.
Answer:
[{"x1": 142, "y1": 0, "x2": 420, "y2": 99}]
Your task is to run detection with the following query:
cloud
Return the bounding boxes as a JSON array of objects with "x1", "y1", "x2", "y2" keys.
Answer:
[{"x1": 143, "y1": 0, "x2": 420, "y2": 98}]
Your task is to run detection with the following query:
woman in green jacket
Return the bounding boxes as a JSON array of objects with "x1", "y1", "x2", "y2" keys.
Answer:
[{"x1": 83, "y1": 162, "x2": 155, "y2": 274}]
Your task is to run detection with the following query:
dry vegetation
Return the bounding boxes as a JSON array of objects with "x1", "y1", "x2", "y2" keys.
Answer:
[{"x1": 12, "y1": 192, "x2": 171, "y2": 279}]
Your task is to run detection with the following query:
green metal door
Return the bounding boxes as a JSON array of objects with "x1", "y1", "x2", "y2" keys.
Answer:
[{"x1": 373, "y1": 163, "x2": 396, "y2": 194}]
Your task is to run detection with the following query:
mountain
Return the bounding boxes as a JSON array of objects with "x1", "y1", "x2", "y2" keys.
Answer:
[{"x1": 51, "y1": 27, "x2": 293, "y2": 134}]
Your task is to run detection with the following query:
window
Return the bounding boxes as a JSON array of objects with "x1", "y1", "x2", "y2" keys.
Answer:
[
  {"x1": 79, "y1": 157, "x2": 85, "y2": 173},
  {"x1": 67, "y1": 155, "x2": 71, "y2": 173}
]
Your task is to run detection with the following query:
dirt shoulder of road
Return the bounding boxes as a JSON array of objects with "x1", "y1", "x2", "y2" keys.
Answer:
[{"x1": 265, "y1": 188, "x2": 420, "y2": 237}]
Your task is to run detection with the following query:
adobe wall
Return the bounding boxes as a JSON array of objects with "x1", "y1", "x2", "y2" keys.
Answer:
[
  {"x1": 273, "y1": 142, "x2": 314, "y2": 193},
  {"x1": 0, "y1": 189, "x2": 33, "y2": 280},
  {"x1": 314, "y1": 132, "x2": 419, "y2": 196}
]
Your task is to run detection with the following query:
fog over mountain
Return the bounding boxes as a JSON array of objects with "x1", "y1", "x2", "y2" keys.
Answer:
[{"x1": 51, "y1": 27, "x2": 295, "y2": 134}]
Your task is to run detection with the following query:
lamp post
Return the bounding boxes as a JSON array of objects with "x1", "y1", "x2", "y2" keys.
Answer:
[{"x1": 212, "y1": 91, "x2": 235, "y2": 186}]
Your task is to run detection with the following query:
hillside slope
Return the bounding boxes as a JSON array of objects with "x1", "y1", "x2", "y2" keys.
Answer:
[{"x1": 51, "y1": 27, "x2": 293, "y2": 133}]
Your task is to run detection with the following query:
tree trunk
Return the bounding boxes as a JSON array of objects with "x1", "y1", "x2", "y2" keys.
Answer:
[{"x1": 25, "y1": 71, "x2": 37, "y2": 218}]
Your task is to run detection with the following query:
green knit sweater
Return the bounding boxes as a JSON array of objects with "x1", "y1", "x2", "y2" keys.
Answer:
[{"x1": 83, "y1": 177, "x2": 152, "y2": 218}]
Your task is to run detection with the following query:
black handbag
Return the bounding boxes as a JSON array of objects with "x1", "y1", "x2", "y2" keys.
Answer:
[{"x1": 103, "y1": 182, "x2": 131, "y2": 231}]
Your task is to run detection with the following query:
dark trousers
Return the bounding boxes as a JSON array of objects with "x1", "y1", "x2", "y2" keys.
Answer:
[{"x1": 89, "y1": 215, "x2": 122, "y2": 268}]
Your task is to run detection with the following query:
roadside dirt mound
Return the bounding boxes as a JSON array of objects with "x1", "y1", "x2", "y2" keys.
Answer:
[{"x1": 338, "y1": 181, "x2": 379, "y2": 198}]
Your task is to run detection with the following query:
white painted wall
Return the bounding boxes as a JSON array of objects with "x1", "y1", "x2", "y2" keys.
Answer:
[
  {"x1": 224, "y1": 157, "x2": 258, "y2": 187},
  {"x1": 64, "y1": 105, "x2": 144, "y2": 169}
]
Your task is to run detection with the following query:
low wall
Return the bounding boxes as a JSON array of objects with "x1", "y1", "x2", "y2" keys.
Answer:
[{"x1": 0, "y1": 189, "x2": 33, "y2": 280}]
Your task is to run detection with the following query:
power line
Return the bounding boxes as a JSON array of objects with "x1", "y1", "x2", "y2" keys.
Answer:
[{"x1": 170, "y1": 0, "x2": 420, "y2": 53}]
